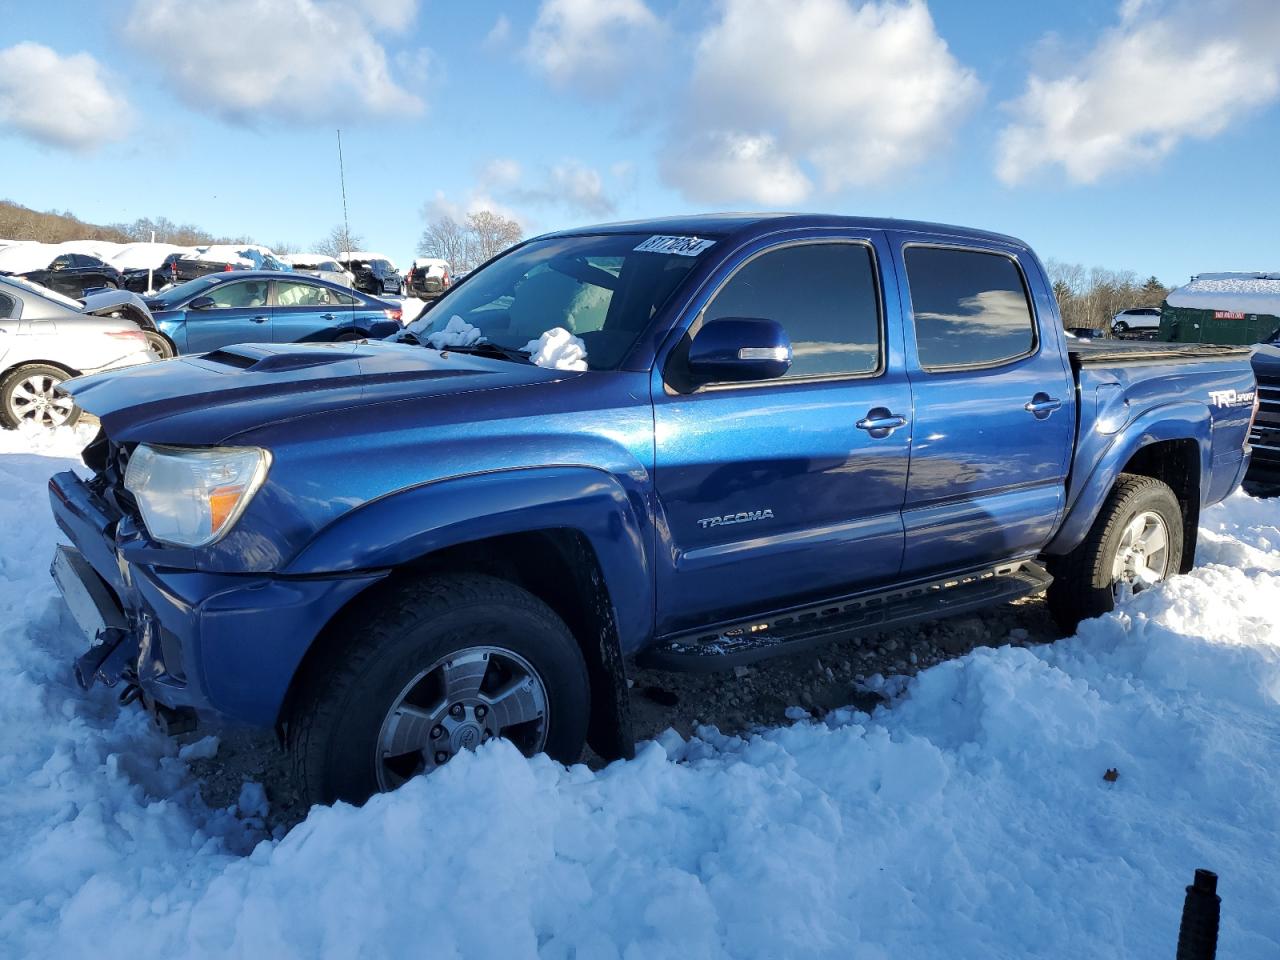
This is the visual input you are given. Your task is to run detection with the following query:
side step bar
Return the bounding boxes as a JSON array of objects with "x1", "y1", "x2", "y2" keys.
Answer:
[{"x1": 637, "y1": 559, "x2": 1052, "y2": 673}]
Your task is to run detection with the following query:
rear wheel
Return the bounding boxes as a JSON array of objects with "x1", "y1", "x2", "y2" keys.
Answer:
[
  {"x1": 144, "y1": 331, "x2": 175, "y2": 359},
  {"x1": 0, "y1": 364, "x2": 80, "y2": 429},
  {"x1": 287, "y1": 574, "x2": 590, "y2": 806},
  {"x1": 1046, "y1": 474, "x2": 1182, "y2": 631}
]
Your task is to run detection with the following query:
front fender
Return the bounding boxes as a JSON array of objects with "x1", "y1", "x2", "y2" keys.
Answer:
[
  {"x1": 285, "y1": 466, "x2": 654, "y2": 652},
  {"x1": 1045, "y1": 401, "x2": 1210, "y2": 555}
]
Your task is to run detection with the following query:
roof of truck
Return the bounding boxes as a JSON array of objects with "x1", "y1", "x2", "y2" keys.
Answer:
[{"x1": 540, "y1": 213, "x2": 1029, "y2": 249}]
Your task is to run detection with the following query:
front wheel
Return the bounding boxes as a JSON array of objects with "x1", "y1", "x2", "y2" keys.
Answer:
[
  {"x1": 0, "y1": 364, "x2": 80, "y2": 429},
  {"x1": 1046, "y1": 474, "x2": 1183, "y2": 631},
  {"x1": 287, "y1": 574, "x2": 590, "y2": 806},
  {"x1": 1113, "y1": 321, "x2": 1129, "y2": 335}
]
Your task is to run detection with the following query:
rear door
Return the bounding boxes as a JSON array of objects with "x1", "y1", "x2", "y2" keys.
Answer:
[
  {"x1": 652, "y1": 231, "x2": 912, "y2": 635},
  {"x1": 892, "y1": 237, "x2": 1075, "y2": 577},
  {"x1": 271, "y1": 279, "x2": 351, "y2": 342},
  {"x1": 183, "y1": 278, "x2": 272, "y2": 352}
]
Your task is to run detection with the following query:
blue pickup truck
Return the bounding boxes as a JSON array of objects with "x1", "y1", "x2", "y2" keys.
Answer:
[{"x1": 47, "y1": 214, "x2": 1257, "y2": 805}]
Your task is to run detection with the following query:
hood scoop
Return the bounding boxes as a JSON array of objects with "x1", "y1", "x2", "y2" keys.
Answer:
[{"x1": 202, "y1": 344, "x2": 364, "y2": 373}]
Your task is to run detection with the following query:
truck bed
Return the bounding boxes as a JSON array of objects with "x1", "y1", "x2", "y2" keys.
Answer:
[{"x1": 1068, "y1": 340, "x2": 1252, "y2": 364}]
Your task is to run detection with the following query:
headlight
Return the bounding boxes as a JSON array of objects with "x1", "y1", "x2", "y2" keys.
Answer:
[{"x1": 124, "y1": 444, "x2": 270, "y2": 547}]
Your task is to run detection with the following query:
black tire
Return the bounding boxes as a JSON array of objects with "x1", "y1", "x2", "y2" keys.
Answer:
[
  {"x1": 144, "y1": 331, "x2": 175, "y2": 359},
  {"x1": 1046, "y1": 473, "x2": 1183, "y2": 631},
  {"x1": 1113, "y1": 321, "x2": 1129, "y2": 335},
  {"x1": 287, "y1": 574, "x2": 590, "y2": 806},
  {"x1": 0, "y1": 363, "x2": 80, "y2": 429}
]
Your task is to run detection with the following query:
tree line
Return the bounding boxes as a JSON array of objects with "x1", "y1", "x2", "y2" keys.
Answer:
[
  {"x1": 417, "y1": 211, "x2": 523, "y2": 273},
  {"x1": 1045, "y1": 259, "x2": 1171, "y2": 331}
]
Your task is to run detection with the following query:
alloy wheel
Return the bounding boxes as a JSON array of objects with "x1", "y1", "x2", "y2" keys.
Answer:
[
  {"x1": 1111, "y1": 510, "x2": 1171, "y2": 596},
  {"x1": 375, "y1": 646, "x2": 549, "y2": 791},
  {"x1": 7, "y1": 373, "x2": 74, "y2": 427}
]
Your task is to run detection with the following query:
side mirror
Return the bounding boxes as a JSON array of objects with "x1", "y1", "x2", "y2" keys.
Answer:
[
  {"x1": 687, "y1": 317, "x2": 792, "y2": 385},
  {"x1": 188, "y1": 295, "x2": 216, "y2": 310}
]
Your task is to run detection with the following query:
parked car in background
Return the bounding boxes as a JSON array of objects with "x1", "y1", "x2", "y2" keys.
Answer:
[
  {"x1": 1110, "y1": 307, "x2": 1161, "y2": 338},
  {"x1": 339, "y1": 252, "x2": 403, "y2": 295},
  {"x1": 405, "y1": 258, "x2": 451, "y2": 299},
  {"x1": 49, "y1": 213, "x2": 1257, "y2": 806},
  {"x1": 142, "y1": 271, "x2": 402, "y2": 354},
  {"x1": 284, "y1": 254, "x2": 356, "y2": 288},
  {"x1": 110, "y1": 243, "x2": 193, "y2": 294},
  {"x1": 170, "y1": 246, "x2": 292, "y2": 285},
  {"x1": 0, "y1": 276, "x2": 152, "y2": 428},
  {"x1": 0, "y1": 244, "x2": 124, "y2": 297}
]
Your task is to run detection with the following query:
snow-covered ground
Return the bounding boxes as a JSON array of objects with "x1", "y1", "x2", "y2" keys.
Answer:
[{"x1": 1, "y1": 426, "x2": 1278, "y2": 958}]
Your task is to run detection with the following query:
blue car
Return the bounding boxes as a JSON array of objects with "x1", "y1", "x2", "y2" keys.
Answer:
[{"x1": 142, "y1": 271, "x2": 403, "y2": 356}]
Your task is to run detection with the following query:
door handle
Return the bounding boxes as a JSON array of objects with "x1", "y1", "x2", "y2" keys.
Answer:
[
  {"x1": 250, "y1": 315, "x2": 268, "y2": 324},
  {"x1": 856, "y1": 408, "x2": 908, "y2": 437},
  {"x1": 321, "y1": 313, "x2": 336, "y2": 321},
  {"x1": 1024, "y1": 394, "x2": 1062, "y2": 419}
]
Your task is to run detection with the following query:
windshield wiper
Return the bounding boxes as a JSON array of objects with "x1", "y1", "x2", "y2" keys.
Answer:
[
  {"x1": 437, "y1": 341, "x2": 532, "y2": 364},
  {"x1": 395, "y1": 331, "x2": 420, "y2": 345}
]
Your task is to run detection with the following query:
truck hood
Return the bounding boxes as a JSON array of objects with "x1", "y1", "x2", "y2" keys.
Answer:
[{"x1": 63, "y1": 339, "x2": 570, "y2": 444}]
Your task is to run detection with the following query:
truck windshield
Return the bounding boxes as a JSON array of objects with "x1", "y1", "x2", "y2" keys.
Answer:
[{"x1": 404, "y1": 233, "x2": 705, "y2": 370}]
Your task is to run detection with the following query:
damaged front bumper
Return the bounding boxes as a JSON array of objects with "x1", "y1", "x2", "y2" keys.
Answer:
[{"x1": 48, "y1": 469, "x2": 386, "y2": 729}]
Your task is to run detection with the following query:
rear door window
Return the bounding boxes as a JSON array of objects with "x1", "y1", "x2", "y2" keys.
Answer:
[{"x1": 905, "y1": 247, "x2": 1036, "y2": 371}]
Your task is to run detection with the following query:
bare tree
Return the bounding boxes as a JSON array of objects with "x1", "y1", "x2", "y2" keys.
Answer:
[
  {"x1": 417, "y1": 214, "x2": 469, "y2": 269},
  {"x1": 467, "y1": 210, "x2": 523, "y2": 266},
  {"x1": 316, "y1": 223, "x2": 363, "y2": 259},
  {"x1": 415, "y1": 208, "x2": 523, "y2": 272},
  {"x1": 1044, "y1": 258, "x2": 1164, "y2": 333}
]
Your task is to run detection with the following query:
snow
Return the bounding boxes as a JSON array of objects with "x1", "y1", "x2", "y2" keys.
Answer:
[
  {"x1": 425, "y1": 315, "x2": 483, "y2": 349},
  {"x1": 339, "y1": 250, "x2": 398, "y2": 270},
  {"x1": 178, "y1": 735, "x2": 221, "y2": 761},
  {"x1": 53, "y1": 239, "x2": 125, "y2": 260},
  {"x1": 412, "y1": 257, "x2": 450, "y2": 274},
  {"x1": 0, "y1": 241, "x2": 57, "y2": 273},
  {"x1": 109, "y1": 242, "x2": 191, "y2": 271},
  {"x1": 2, "y1": 427, "x2": 1279, "y2": 957},
  {"x1": 523, "y1": 327, "x2": 589, "y2": 370},
  {"x1": 1166, "y1": 272, "x2": 1280, "y2": 316},
  {"x1": 397, "y1": 297, "x2": 430, "y2": 324}
]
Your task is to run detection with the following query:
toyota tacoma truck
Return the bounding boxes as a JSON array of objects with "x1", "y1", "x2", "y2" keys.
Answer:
[{"x1": 47, "y1": 214, "x2": 1257, "y2": 805}]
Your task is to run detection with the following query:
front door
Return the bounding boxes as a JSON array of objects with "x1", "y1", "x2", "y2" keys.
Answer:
[
  {"x1": 653, "y1": 234, "x2": 911, "y2": 636},
  {"x1": 183, "y1": 278, "x2": 272, "y2": 352},
  {"x1": 893, "y1": 238, "x2": 1076, "y2": 577}
]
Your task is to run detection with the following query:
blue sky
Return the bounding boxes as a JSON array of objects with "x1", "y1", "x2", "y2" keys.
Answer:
[{"x1": 1, "y1": 0, "x2": 1278, "y2": 283}]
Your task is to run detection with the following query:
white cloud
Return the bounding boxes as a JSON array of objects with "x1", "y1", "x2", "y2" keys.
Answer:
[
  {"x1": 661, "y1": 132, "x2": 812, "y2": 206},
  {"x1": 997, "y1": 0, "x2": 1280, "y2": 185},
  {"x1": 123, "y1": 0, "x2": 424, "y2": 124},
  {"x1": 662, "y1": 0, "x2": 980, "y2": 205},
  {"x1": 0, "y1": 42, "x2": 132, "y2": 151},
  {"x1": 525, "y1": 0, "x2": 663, "y2": 91},
  {"x1": 526, "y1": 161, "x2": 618, "y2": 218},
  {"x1": 425, "y1": 158, "x2": 622, "y2": 232},
  {"x1": 485, "y1": 14, "x2": 513, "y2": 49}
]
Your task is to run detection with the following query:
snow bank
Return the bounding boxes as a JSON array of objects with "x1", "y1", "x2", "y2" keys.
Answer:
[
  {"x1": 1166, "y1": 272, "x2": 1280, "y2": 316},
  {"x1": 425, "y1": 315, "x2": 482, "y2": 349},
  {"x1": 1, "y1": 428, "x2": 1279, "y2": 958},
  {"x1": 523, "y1": 327, "x2": 588, "y2": 371}
]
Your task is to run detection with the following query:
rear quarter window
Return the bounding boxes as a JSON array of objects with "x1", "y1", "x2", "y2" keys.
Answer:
[{"x1": 905, "y1": 247, "x2": 1037, "y2": 371}]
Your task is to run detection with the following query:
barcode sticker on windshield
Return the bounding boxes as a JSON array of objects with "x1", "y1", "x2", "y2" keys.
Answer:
[{"x1": 634, "y1": 235, "x2": 716, "y2": 256}]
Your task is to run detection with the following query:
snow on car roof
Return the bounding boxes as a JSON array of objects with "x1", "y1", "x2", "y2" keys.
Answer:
[
  {"x1": 284, "y1": 254, "x2": 341, "y2": 267},
  {"x1": 0, "y1": 242, "x2": 59, "y2": 273},
  {"x1": 412, "y1": 257, "x2": 450, "y2": 271},
  {"x1": 1166, "y1": 272, "x2": 1280, "y2": 315},
  {"x1": 53, "y1": 240, "x2": 125, "y2": 260},
  {"x1": 340, "y1": 251, "x2": 399, "y2": 268},
  {"x1": 0, "y1": 272, "x2": 84, "y2": 308},
  {"x1": 109, "y1": 242, "x2": 194, "y2": 270}
]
